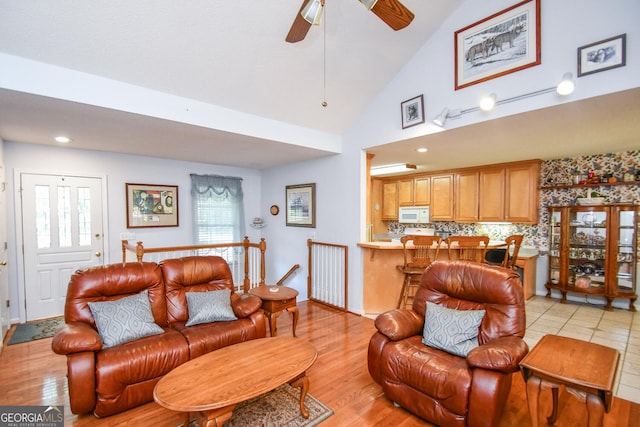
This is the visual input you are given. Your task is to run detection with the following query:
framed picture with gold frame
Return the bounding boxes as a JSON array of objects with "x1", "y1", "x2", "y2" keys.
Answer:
[
  {"x1": 286, "y1": 183, "x2": 315, "y2": 228},
  {"x1": 126, "y1": 183, "x2": 179, "y2": 228}
]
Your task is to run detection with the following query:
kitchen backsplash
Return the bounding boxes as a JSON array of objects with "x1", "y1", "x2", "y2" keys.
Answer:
[{"x1": 387, "y1": 150, "x2": 640, "y2": 250}]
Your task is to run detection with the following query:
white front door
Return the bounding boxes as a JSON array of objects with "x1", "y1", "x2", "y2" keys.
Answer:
[
  {"x1": 0, "y1": 164, "x2": 9, "y2": 341},
  {"x1": 20, "y1": 173, "x2": 105, "y2": 321}
]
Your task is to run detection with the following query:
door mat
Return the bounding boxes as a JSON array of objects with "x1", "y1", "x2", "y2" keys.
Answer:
[
  {"x1": 7, "y1": 317, "x2": 64, "y2": 345},
  {"x1": 180, "y1": 383, "x2": 333, "y2": 427}
]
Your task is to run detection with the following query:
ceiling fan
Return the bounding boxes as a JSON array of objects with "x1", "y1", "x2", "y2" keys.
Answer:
[{"x1": 286, "y1": 0, "x2": 415, "y2": 43}]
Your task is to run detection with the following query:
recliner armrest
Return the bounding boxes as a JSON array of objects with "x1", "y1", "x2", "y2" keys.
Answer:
[
  {"x1": 466, "y1": 336, "x2": 529, "y2": 373},
  {"x1": 232, "y1": 293, "x2": 263, "y2": 318},
  {"x1": 51, "y1": 322, "x2": 102, "y2": 355},
  {"x1": 374, "y1": 309, "x2": 423, "y2": 341}
]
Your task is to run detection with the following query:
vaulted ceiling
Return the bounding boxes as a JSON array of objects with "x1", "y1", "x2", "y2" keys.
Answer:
[{"x1": 0, "y1": 1, "x2": 638, "y2": 171}]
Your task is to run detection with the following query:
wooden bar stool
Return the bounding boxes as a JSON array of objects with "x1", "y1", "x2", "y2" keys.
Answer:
[
  {"x1": 396, "y1": 235, "x2": 441, "y2": 309},
  {"x1": 444, "y1": 235, "x2": 489, "y2": 263},
  {"x1": 498, "y1": 234, "x2": 524, "y2": 269}
]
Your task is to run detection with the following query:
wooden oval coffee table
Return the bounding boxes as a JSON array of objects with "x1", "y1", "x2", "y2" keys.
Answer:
[{"x1": 154, "y1": 336, "x2": 317, "y2": 427}]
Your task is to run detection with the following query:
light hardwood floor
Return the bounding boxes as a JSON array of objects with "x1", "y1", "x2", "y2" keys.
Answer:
[{"x1": 1, "y1": 301, "x2": 638, "y2": 426}]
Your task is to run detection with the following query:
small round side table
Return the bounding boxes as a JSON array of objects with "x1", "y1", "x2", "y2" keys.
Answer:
[{"x1": 249, "y1": 285, "x2": 299, "y2": 337}]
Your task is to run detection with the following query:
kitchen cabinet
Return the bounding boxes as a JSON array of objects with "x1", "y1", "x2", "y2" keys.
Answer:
[
  {"x1": 478, "y1": 167, "x2": 505, "y2": 221},
  {"x1": 382, "y1": 181, "x2": 398, "y2": 219},
  {"x1": 398, "y1": 179, "x2": 414, "y2": 206},
  {"x1": 455, "y1": 161, "x2": 539, "y2": 223},
  {"x1": 504, "y1": 161, "x2": 540, "y2": 223},
  {"x1": 455, "y1": 171, "x2": 479, "y2": 222},
  {"x1": 546, "y1": 204, "x2": 638, "y2": 311},
  {"x1": 398, "y1": 177, "x2": 430, "y2": 206},
  {"x1": 414, "y1": 177, "x2": 430, "y2": 206},
  {"x1": 430, "y1": 174, "x2": 454, "y2": 221},
  {"x1": 382, "y1": 181, "x2": 398, "y2": 220}
]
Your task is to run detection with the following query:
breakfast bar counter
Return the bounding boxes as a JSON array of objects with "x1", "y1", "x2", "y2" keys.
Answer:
[{"x1": 358, "y1": 241, "x2": 538, "y2": 316}]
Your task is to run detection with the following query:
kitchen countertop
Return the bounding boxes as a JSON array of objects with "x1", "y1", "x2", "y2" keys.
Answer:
[{"x1": 358, "y1": 241, "x2": 540, "y2": 258}]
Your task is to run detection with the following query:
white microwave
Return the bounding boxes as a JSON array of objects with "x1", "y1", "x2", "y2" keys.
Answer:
[{"x1": 398, "y1": 206, "x2": 430, "y2": 224}]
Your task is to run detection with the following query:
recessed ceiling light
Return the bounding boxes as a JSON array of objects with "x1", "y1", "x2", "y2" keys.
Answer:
[
  {"x1": 55, "y1": 136, "x2": 71, "y2": 143},
  {"x1": 417, "y1": 147, "x2": 428, "y2": 153}
]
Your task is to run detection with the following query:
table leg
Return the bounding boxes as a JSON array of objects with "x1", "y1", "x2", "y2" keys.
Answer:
[
  {"x1": 547, "y1": 387, "x2": 559, "y2": 424},
  {"x1": 585, "y1": 392, "x2": 605, "y2": 427},
  {"x1": 197, "y1": 405, "x2": 235, "y2": 427},
  {"x1": 525, "y1": 375, "x2": 542, "y2": 427},
  {"x1": 266, "y1": 311, "x2": 278, "y2": 337},
  {"x1": 288, "y1": 306, "x2": 299, "y2": 337},
  {"x1": 290, "y1": 375, "x2": 310, "y2": 419}
]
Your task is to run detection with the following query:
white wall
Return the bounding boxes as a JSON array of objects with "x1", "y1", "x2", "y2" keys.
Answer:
[
  {"x1": 4, "y1": 142, "x2": 263, "y2": 322},
  {"x1": 262, "y1": 0, "x2": 640, "y2": 314},
  {"x1": 3, "y1": 0, "x2": 639, "y2": 319}
]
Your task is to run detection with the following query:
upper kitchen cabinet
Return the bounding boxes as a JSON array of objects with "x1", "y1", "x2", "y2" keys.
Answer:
[
  {"x1": 478, "y1": 167, "x2": 505, "y2": 222},
  {"x1": 504, "y1": 161, "x2": 541, "y2": 223},
  {"x1": 382, "y1": 181, "x2": 398, "y2": 220},
  {"x1": 456, "y1": 160, "x2": 540, "y2": 224},
  {"x1": 430, "y1": 174, "x2": 454, "y2": 221},
  {"x1": 398, "y1": 176, "x2": 431, "y2": 206},
  {"x1": 376, "y1": 159, "x2": 540, "y2": 224},
  {"x1": 455, "y1": 171, "x2": 479, "y2": 222}
]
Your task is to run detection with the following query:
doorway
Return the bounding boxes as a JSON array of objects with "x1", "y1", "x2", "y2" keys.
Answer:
[{"x1": 18, "y1": 172, "x2": 106, "y2": 321}]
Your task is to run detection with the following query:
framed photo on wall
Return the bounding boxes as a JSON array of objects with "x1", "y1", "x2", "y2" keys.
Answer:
[
  {"x1": 400, "y1": 95, "x2": 425, "y2": 129},
  {"x1": 577, "y1": 34, "x2": 626, "y2": 77},
  {"x1": 126, "y1": 183, "x2": 179, "y2": 228},
  {"x1": 286, "y1": 183, "x2": 315, "y2": 227},
  {"x1": 454, "y1": 0, "x2": 541, "y2": 90}
]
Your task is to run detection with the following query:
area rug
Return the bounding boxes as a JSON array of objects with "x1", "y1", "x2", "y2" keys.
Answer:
[
  {"x1": 181, "y1": 383, "x2": 333, "y2": 427},
  {"x1": 7, "y1": 316, "x2": 64, "y2": 345}
]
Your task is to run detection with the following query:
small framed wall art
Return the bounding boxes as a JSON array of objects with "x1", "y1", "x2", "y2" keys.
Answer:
[
  {"x1": 400, "y1": 95, "x2": 425, "y2": 129},
  {"x1": 286, "y1": 183, "x2": 315, "y2": 228},
  {"x1": 126, "y1": 183, "x2": 179, "y2": 228},
  {"x1": 577, "y1": 34, "x2": 626, "y2": 77}
]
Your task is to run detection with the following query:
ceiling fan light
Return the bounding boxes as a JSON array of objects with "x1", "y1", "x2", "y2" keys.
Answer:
[
  {"x1": 359, "y1": 0, "x2": 379, "y2": 11},
  {"x1": 301, "y1": 0, "x2": 324, "y2": 25}
]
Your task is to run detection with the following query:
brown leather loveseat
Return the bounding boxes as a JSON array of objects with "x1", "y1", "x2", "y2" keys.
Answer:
[
  {"x1": 52, "y1": 256, "x2": 266, "y2": 417},
  {"x1": 368, "y1": 260, "x2": 528, "y2": 427}
]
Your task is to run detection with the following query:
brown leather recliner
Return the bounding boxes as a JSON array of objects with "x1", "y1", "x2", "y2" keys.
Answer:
[
  {"x1": 52, "y1": 256, "x2": 266, "y2": 417},
  {"x1": 368, "y1": 260, "x2": 528, "y2": 427}
]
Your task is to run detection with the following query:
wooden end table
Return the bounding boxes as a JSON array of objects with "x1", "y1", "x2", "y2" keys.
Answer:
[
  {"x1": 249, "y1": 285, "x2": 299, "y2": 337},
  {"x1": 154, "y1": 336, "x2": 317, "y2": 427},
  {"x1": 520, "y1": 334, "x2": 620, "y2": 427}
]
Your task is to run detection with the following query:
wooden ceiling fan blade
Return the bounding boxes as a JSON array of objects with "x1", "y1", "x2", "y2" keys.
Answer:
[
  {"x1": 286, "y1": 0, "x2": 313, "y2": 43},
  {"x1": 370, "y1": 0, "x2": 415, "y2": 31}
]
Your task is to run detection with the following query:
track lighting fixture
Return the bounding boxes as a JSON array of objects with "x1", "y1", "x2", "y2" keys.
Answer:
[
  {"x1": 479, "y1": 93, "x2": 497, "y2": 111},
  {"x1": 556, "y1": 72, "x2": 575, "y2": 95},
  {"x1": 433, "y1": 108, "x2": 449, "y2": 127}
]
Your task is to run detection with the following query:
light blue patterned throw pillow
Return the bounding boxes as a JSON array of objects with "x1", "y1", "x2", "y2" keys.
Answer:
[
  {"x1": 185, "y1": 289, "x2": 238, "y2": 327},
  {"x1": 88, "y1": 290, "x2": 164, "y2": 348},
  {"x1": 422, "y1": 301, "x2": 486, "y2": 357}
]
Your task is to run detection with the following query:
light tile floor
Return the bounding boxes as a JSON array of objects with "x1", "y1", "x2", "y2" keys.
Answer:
[{"x1": 525, "y1": 296, "x2": 640, "y2": 404}]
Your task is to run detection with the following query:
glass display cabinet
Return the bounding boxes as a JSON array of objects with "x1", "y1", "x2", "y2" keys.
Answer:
[{"x1": 546, "y1": 204, "x2": 637, "y2": 311}]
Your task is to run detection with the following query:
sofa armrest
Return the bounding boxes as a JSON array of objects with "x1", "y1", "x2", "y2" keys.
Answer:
[
  {"x1": 466, "y1": 336, "x2": 529, "y2": 373},
  {"x1": 374, "y1": 309, "x2": 423, "y2": 341},
  {"x1": 51, "y1": 322, "x2": 102, "y2": 355},
  {"x1": 232, "y1": 293, "x2": 263, "y2": 318}
]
